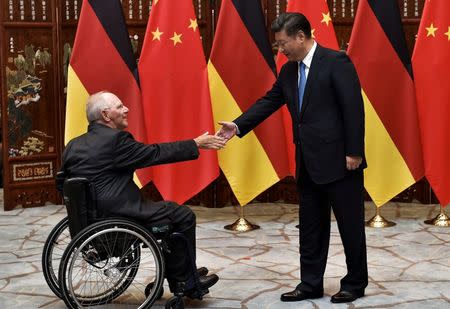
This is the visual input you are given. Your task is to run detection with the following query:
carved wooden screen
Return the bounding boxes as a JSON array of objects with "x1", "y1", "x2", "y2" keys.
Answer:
[
  {"x1": 0, "y1": 0, "x2": 436, "y2": 210},
  {"x1": 1, "y1": 0, "x2": 62, "y2": 210}
]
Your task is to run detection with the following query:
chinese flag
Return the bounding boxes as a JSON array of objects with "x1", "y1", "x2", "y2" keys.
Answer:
[
  {"x1": 65, "y1": 0, "x2": 150, "y2": 186},
  {"x1": 138, "y1": 0, "x2": 219, "y2": 204},
  {"x1": 276, "y1": 0, "x2": 339, "y2": 175},
  {"x1": 348, "y1": 0, "x2": 424, "y2": 206},
  {"x1": 413, "y1": 0, "x2": 450, "y2": 206},
  {"x1": 208, "y1": 0, "x2": 290, "y2": 205}
]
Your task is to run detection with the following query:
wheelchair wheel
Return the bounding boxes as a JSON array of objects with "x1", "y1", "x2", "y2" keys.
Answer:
[
  {"x1": 145, "y1": 281, "x2": 164, "y2": 300},
  {"x1": 59, "y1": 219, "x2": 164, "y2": 308},
  {"x1": 42, "y1": 217, "x2": 71, "y2": 298}
]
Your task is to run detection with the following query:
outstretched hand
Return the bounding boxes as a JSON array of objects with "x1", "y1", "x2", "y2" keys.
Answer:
[
  {"x1": 216, "y1": 121, "x2": 237, "y2": 141},
  {"x1": 194, "y1": 132, "x2": 227, "y2": 150}
]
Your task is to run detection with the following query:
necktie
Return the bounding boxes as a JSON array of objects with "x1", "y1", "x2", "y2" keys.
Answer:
[{"x1": 298, "y1": 62, "x2": 306, "y2": 111}]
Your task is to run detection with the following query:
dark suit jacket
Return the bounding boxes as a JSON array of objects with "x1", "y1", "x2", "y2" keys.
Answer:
[
  {"x1": 234, "y1": 44, "x2": 366, "y2": 184},
  {"x1": 59, "y1": 122, "x2": 199, "y2": 219}
]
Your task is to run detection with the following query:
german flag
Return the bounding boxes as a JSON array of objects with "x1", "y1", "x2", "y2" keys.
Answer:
[
  {"x1": 347, "y1": 0, "x2": 424, "y2": 206},
  {"x1": 413, "y1": 0, "x2": 450, "y2": 206},
  {"x1": 65, "y1": 0, "x2": 150, "y2": 186},
  {"x1": 208, "y1": 0, "x2": 291, "y2": 205},
  {"x1": 276, "y1": 0, "x2": 339, "y2": 176}
]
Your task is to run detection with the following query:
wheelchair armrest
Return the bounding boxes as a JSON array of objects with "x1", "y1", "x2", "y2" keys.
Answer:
[{"x1": 55, "y1": 170, "x2": 66, "y2": 193}]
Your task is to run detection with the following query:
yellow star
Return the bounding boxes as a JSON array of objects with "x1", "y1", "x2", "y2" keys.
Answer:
[
  {"x1": 154, "y1": 0, "x2": 159, "y2": 5},
  {"x1": 188, "y1": 18, "x2": 198, "y2": 32},
  {"x1": 170, "y1": 32, "x2": 182, "y2": 46},
  {"x1": 445, "y1": 26, "x2": 450, "y2": 41},
  {"x1": 151, "y1": 27, "x2": 163, "y2": 41},
  {"x1": 311, "y1": 28, "x2": 316, "y2": 39},
  {"x1": 426, "y1": 23, "x2": 438, "y2": 37},
  {"x1": 321, "y1": 12, "x2": 332, "y2": 26}
]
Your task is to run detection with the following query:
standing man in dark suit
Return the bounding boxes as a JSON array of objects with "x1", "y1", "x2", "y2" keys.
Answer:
[
  {"x1": 217, "y1": 13, "x2": 368, "y2": 303},
  {"x1": 60, "y1": 91, "x2": 225, "y2": 295}
]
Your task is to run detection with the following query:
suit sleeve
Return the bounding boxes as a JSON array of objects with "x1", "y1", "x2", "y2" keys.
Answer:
[
  {"x1": 113, "y1": 131, "x2": 199, "y2": 170},
  {"x1": 233, "y1": 68, "x2": 286, "y2": 137},
  {"x1": 331, "y1": 53, "x2": 365, "y2": 157}
]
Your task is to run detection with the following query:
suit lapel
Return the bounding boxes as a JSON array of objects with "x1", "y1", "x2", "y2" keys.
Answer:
[
  {"x1": 300, "y1": 45, "x2": 324, "y2": 120},
  {"x1": 286, "y1": 62, "x2": 301, "y2": 122}
]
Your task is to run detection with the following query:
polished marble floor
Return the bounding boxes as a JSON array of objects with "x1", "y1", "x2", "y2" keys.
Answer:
[{"x1": 0, "y1": 197, "x2": 449, "y2": 308}]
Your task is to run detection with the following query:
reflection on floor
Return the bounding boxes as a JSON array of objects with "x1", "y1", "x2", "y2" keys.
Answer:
[{"x1": 0, "y1": 198, "x2": 449, "y2": 308}]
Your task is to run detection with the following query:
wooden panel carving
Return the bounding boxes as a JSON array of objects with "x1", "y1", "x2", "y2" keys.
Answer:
[
  {"x1": 4, "y1": 0, "x2": 52, "y2": 22},
  {"x1": 1, "y1": 0, "x2": 61, "y2": 210},
  {"x1": 5, "y1": 33, "x2": 56, "y2": 158}
]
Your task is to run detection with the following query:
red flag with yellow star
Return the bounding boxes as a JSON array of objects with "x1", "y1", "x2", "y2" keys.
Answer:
[
  {"x1": 138, "y1": 0, "x2": 218, "y2": 204},
  {"x1": 413, "y1": 0, "x2": 450, "y2": 206},
  {"x1": 275, "y1": 0, "x2": 339, "y2": 175}
]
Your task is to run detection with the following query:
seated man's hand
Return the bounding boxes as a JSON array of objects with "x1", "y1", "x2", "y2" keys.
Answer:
[
  {"x1": 216, "y1": 121, "x2": 237, "y2": 141},
  {"x1": 346, "y1": 156, "x2": 363, "y2": 170},
  {"x1": 194, "y1": 132, "x2": 227, "y2": 150}
]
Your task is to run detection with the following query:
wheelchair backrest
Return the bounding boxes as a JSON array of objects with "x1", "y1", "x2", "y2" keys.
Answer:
[{"x1": 63, "y1": 177, "x2": 97, "y2": 238}]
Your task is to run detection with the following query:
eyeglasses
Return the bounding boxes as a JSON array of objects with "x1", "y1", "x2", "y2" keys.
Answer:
[
  {"x1": 273, "y1": 31, "x2": 305, "y2": 49},
  {"x1": 273, "y1": 39, "x2": 292, "y2": 49}
]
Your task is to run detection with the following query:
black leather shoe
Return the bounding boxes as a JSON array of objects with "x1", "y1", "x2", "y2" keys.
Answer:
[
  {"x1": 184, "y1": 274, "x2": 219, "y2": 299},
  {"x1": 330, "y1": 290, "x2": 364, "y2": 303},
  {"x1": 197, "y1": 266, "x2": 208, "y2": 277},
  {"x1": 198, "y1": 274, "x2": 219, "y2": 290},
  {"x1": 280, "y1": 289, "x2": 323, "y2": 302}
]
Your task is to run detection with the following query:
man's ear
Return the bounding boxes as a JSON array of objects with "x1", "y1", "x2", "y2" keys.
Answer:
[
  {"x1": 297, "y1": 30, "x2": 306, "y2": 42},
  {"x1": 101, "y1": 109, "x2": 110, "y2": 122}
]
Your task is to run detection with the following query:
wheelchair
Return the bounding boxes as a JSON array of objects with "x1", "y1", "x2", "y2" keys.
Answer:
[{"x1": 42, "y1": 177, "x2": 210, "y2": 308}]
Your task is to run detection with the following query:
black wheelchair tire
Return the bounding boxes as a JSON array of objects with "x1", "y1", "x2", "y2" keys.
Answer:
[{"x1": 42, "y1": 216, "x2": 70, "y2": 299}]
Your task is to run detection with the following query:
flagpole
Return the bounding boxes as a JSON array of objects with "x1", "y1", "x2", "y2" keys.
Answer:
[
  {"x1": 365, "y1": 204, "x2": 396, "y2": 228},
  {"x1": 424, "y1": 205, "x2": 450, "y2": 227},
  {"x1": 224, "y1": 206, "x2": 260, "y2": 232}
]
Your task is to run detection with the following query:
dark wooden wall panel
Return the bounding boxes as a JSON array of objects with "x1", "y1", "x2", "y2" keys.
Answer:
[{"x1": 2, "y1": 0, "x2": 62, "y2": 210}]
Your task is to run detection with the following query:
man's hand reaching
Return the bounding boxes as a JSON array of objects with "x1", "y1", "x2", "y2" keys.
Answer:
[
  {"x1": 216, "y1": 121, "x2": 237, "y2": 141},
  {"x1": 194, "y1": 132, "x2": 227, "y2": 150}
]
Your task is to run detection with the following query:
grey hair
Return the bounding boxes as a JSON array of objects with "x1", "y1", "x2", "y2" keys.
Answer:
[
  {"x1": 271, "y1": 12, "x2": 312, "y2": 38},
  {"x1": 86, "y1": 91, "x2": 112, "y2": 123}
]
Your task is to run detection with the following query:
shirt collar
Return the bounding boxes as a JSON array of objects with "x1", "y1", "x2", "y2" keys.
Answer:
[{"x1": 299, "y1": 40, "x2": 317, "y2": 69}]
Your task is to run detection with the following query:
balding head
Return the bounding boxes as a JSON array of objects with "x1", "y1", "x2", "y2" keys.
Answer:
[{"x1": 86, "y1": 91, "x2": 129, "y2": 130}]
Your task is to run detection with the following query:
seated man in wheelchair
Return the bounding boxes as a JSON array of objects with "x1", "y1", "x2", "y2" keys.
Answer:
[{"x1": 57, "y1": 91, "x2": 224, "y2": 297}]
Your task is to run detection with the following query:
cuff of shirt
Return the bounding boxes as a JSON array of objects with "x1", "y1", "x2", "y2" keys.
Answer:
[{"x1": 233, "y1": 122, "x2": 240, "y2": 135}]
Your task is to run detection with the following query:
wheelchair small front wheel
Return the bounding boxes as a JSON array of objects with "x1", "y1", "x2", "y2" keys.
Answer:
[
  {"x1": 145, "y1": 281, "x2": 164, "y2": 300},
  {"x1": 165, "y1": 296, "x2": 185, "y2": 309}
]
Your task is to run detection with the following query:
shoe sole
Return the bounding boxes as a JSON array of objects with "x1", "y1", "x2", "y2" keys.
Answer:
[{"x1": 280, "y1": 295, "x2": 323, "y2": 302}]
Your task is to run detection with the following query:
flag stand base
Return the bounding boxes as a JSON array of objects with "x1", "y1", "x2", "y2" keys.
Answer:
[
  {"x1": 224, "y1": 207, "x2": 260, "y2": 232},
  {"x1": 366, "y1": 206, "x2": 396, "y2": 228},
  {"x1": 424, "y1": 205, "x2": 449, "y2": 227}
]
